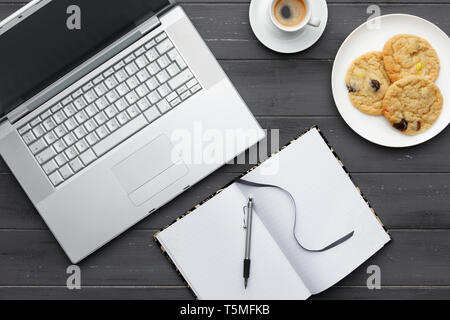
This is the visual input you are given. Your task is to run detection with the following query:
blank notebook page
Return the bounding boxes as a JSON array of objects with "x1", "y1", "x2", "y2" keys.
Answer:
[{"x1": 157, "y1": 184, "x2": 311, "y2": 300}]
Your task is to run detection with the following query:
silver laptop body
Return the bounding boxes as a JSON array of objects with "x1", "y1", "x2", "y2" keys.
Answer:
[{"x1": 0, "y1": 0, "x2": 264, "y2": 263}]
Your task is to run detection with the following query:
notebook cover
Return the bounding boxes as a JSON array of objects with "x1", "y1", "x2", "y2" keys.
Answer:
[{"x1": 153, "y1": 126, "x2": 391, "y2": 299}]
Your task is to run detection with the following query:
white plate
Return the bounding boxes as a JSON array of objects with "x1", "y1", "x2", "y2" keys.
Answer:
[
  {"x1": 332, "y1": 14, "x2": 450, "y2": 148},
  {"x1": 249, "y1": 0, "x2": 328, "y2": 54}
]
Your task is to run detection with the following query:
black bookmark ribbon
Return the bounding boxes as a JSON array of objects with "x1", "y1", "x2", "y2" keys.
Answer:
[{"x1": 236, "y1": 178, "x2": 354, "y2": 253}]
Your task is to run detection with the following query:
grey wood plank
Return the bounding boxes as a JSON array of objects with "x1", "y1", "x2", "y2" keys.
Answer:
[
  {"x1": 0, "y1": 229, "x2": 448, "y2": 287},
  {"x1": 1, "y1": 3, "x2": 450, "y2": 60},
  {"x1": 1, "y1": 286, "x2": 450, "y2": 300},
  {"x1": 2, "y1": 171, "x2": 450, "y2": 230}
]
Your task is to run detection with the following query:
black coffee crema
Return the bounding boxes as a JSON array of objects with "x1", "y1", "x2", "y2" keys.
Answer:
[{"x1": 273, "y1": 0, "x2": 307, "y2": 27}]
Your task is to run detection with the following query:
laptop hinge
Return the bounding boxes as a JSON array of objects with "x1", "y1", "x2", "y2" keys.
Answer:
[{"x1": 7, "y1": 13, "x2": 163, "y2": 125}]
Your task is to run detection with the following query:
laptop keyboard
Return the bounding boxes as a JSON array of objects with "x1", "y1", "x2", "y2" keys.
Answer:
[{"x1": 18, "y1": 32, "x2": 202, "y2": 187}]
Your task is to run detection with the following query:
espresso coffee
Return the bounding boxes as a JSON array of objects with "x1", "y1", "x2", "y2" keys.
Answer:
[{"x1": 273, "y1": 0, "x2": 307, "y2": 27}]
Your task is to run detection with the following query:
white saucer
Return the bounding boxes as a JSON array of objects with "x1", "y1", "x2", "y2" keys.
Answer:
[
  {"x1": 332, "y1": 14, "x2": 450, "y2": 148},
  {"x1": 249, "y1": 0, "x2": 328, "y2": 53}
]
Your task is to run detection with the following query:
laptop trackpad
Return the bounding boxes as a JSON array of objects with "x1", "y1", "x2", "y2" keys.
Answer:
[{"x1": 113, "y1": 135, "x2": 189, "y2": 206}]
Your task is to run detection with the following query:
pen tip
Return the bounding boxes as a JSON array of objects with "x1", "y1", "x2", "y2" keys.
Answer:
[{"x1": 244, "y1": 279, "x2": 248, "y2": 289}]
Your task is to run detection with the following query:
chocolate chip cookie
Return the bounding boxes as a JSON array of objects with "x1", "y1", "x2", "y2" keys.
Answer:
[
  {"x1": 345, "y1": 51, "x2": 391, "y2": 115},
  {"x1": 383, "y1": 34, "x2": 440, "y2": 83},
  {"x1": 383, "y1": 75, "x2": 443, "y2": 135}
]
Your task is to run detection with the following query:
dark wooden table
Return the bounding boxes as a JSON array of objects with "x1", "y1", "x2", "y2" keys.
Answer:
[{"x1": 1, "y1": 0, "x2": 450, "y2": 300}]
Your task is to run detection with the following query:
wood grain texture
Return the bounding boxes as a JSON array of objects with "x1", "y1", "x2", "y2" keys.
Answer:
[{"x1": 0, "y1": 0, "x2": 449, "y2": 300}]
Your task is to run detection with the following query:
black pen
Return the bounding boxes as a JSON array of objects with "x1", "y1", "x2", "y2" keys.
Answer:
[{"x1": 243, "y1": 197, "x2": 254, "y2": 289}]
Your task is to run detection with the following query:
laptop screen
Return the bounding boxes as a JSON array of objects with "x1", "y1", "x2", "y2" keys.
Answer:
[{"x1": 0, "y1": 0, "x2": 170, "y2": 118}]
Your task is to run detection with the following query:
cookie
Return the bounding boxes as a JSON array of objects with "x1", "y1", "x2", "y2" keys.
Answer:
[
  {"x1": 383, "y1": 34, "x2": 440, "y2": 83},
  {"x1": 383, "y1": 76, "x2": 443, "y2": 135},
  {"x1": 345, "y1": 51, "x2": 391, "y2": 115}
]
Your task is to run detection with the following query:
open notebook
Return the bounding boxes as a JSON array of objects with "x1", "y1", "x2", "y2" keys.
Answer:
[{"x1": 156, "y1": 128, "x2": 391, "y2": 300}]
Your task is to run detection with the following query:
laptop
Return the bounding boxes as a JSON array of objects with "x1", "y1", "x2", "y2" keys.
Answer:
[{"x1": 0, "y1": 0, "x2": 264, "y2": 263}]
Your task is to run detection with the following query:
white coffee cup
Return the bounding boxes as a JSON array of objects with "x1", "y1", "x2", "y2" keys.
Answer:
[{"x1": 270, "y1": 0, "x2": 321, "y2": 33}]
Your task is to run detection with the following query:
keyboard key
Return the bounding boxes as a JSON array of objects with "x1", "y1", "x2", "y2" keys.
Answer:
[
  {"x1": 125, "y1": 91, "x2": 139, "y2": 105},
  {"x1": 53, "y1": 140, "x2": 67, "y2": 153},
  {"x1": 136, "y1": 84, "x2": 149, "y2": 98},
  {"x1": 126, "y1": 76, "x2": 140, "y2": 90},
  {"x1": 166, "y1": 92, "x2": 178, "y2": 102},
  {"x1": 116, "y1": 83, "x2": 130, "y2": 96},
  {"x1": 93, "y1": 74, "x2": 104, "y2": 85},
  {"x1": 72, "y1": 88, "x2": 83, "y2": 99},
  {"x1": 85, "y1": 90, "x2": 98, "y2": 104},
  {"x1": 49, "y1": 171, "x2": 64, "y2": 186},
  {"x1": 44, "y1": 132, "x2": 57, "y2": 145},
  {"x1": 177, "y1": 85, "x2": 188, "y2": 95},
  {"x1": 158, "y1": 84, "x2": 171, "y2": 97},
  {"x1": 115, "y1": 98, "x2": 128, "y2": 111},
  {"x1": 127, "y1": 105, "x2": 140, "y2": 119},
  {"x1": 96, "y1": 125, "x2": 109, "y2": 139},
  {"x1": 117, "y1": 111, "x2": 130, "y2": 125},
  {"x1": 94, "y1": 112, "x2": 108, "y2": 125},
  {"x1": 167, "y1": 63, "x2": 180, "y2": 77},
  {"x1": 63, "y1": 132, "x2": 77, "y2": 146},
  {"x1": 105, "y1": 105, "x2": 118, "y2": 119},
  {"x1": 42, "y1": 160, "x2": 58, "y2": 175},
  {"x1": 30, "y1": 138, "x2": 47, "y2": 154},
  {"x1": 115, "y1": 69, "x2": 128, "y2": 83},
  {"x1": 170, "y1": 97, "x2": 182, "y2": 107},
  {"x1": 53, "y1": 111, "x2": 67, "y2": 124},
  {"x1": 156, "y1": 39, "x2": 173, "y2": 55},
  {"x1": 75, "y1": 139, "x2": 89, "y2": 153},
  {"x1": 180, "y1": 90, "x2": 192, "y2": 100},
  {"x1": 148, "y1": 91, "x2": 161, "y2": 104},
  {"x1": 103, "y1": 67, "x2": 115, "y2": 78},
  {"x1": 62, "y1": 96, "x2": 73, "y2": 106},
  {"x1": 64, "y1": 103, "x2": 77, "y2": 117},
  {"x1": 135, "y1": 46, "x2": 146, "y2": 57},
  {"x1": 156, "y1": 32, "x2": 167, "y2": 42},
  {"x1": 168, "y1": 48, "x2": 187, "y2": 69},
  {"x1": 41, "y1": 109, "x2": 52, "y2": 120},
  {"x1": 157, "y1": 55, "x2": 171, "y2": 69},
  {"x1": 85, "y1": 104, "x2": 99, "y2": 117},
  {"x1": 147, "y1": 62, "x2": 160, "y2": 76},
  {"x1": 113, "y1": 60, "x2": 125, "y2": 71},
  {"x1": 74, "y1": 110, "x2": 88, "y2": 124},
  {"x1": 18, "y1": 124, "x2": 31, "y2": 135},
  {"x1": 106, "y1": 90, "x2": 120, "y2": 103},
  {"x1": 145, "y1": 48, "x2": 158, "y2": 62},
  {"x1": 69, "y1": 158, "x2": 84, "y2": 173},
  {"x1": 145, "y1": 39, "x2": 156, "y2": 50},
  {"x1": 137, "y1": 97, "x2": 151, "y2": 111},
  {"x1": 191, "y1": 84, "x2": 202, "y2": 94},
  {"x1": 32, "y1": 124, "x2": 46, "y2": 138},
  {"x1": 30, "y1": 117, "x2": 41, "y2": 127},
  {"x1": 65, "y1": 146, "x2": 78, "y2": 160},
  {"x1": 186, "y1": 78, "x2": 198, "y2": 88},
  {"x1": 156, "y1": 70, "x2": 170, "y2": 83},
  {"x1": 22, "y1": 131, "x2": 36, "y2": 144},
  {"x1": 95, "y1": 96, "x2": 109, "y2": 110},
  {"x1": 157, "y1": 99, "x2": 171, "y2": 114},
  {"x1": 86, "y1": 132, "x2": 99, "y2": 146},
  {"x1": 168, "y1": 69, "x2": 193, "y2": 90},
  {"x1": 59, "y1": 164, "x2": 74, "y2": 180},
  {"x1": 144, "y1": 107, "x2": 161, "y2": 123},
  {"x1": 105, "y1": 76, "x2": 118, "y2": 90},
  {"x1": 84, "y1": 119, "x2": 98, "y2": 132},
  {"x1": 73, "y1": 97, "x2": 87, "y2": 110},
  {"x1": 54, "y1": 124, "x2": 68, "y2": 138},
  {"x1": 74, "y1": 126, "x2": 87, "y2": 139},
  {"x1": 93, "y1": 115, "x2": 147, "y2": 157},
  {"x1": 51, "y1": 103, "x2": 63, "y2": 113},
  {"x1": 125, "y1": 62, "x2": 139, "y2": 76},
  {"x1": 82, "y1": 82, "x2": 94, "y2": 92},
  {"x1": 124, "y1": 53, "x2": 135, "y2": 64},
  {"x1": 43, "y1": 118, "x2": 56, "y2": 131},
  {"x1": 55, "y1": 153, "x2": 68, "y2": 167},
  {"x1": 64, "y1": 118, "x2": 78, "y2": 131},
  {"x1": 145, "y1": 77, "x2": 158, "y2": 91},
  {"x1": 94, "y1": 83, "x2": 108, "y2": 96},
  {"x1": 136, "y1": 69, "x2": 150, "y2": 82},
  {"x1": 36, "y1": 146, "x2": 56, "y2": 164},
  {"x1": 136, "y1": 55, "x2": 149, "y2": 69},
  {"x1": 106, "y1": 118, "x2": 120, "y2": 132},
  {"x1": 80, "y1": 149, "x2": 97, "y2": 166}
]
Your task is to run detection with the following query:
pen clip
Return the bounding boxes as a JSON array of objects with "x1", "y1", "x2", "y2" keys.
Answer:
[{"x1": 242, "y1": 205, "x2": 248, "y2": 229}]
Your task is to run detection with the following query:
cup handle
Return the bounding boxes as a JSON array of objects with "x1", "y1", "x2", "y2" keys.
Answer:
[{"x1": 308, "y1": 16, "x2": 321, "y2": 28}]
